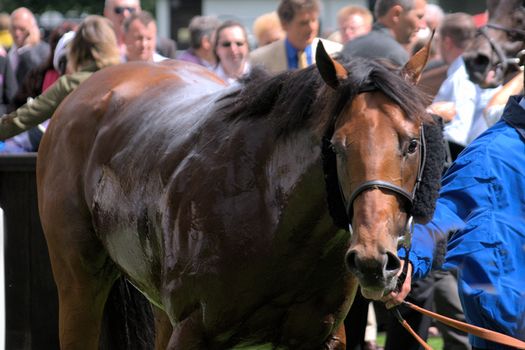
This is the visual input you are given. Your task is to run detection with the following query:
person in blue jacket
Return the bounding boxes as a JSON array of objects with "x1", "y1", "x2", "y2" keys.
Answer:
[{"x1": 384, "y1": 94, "x2": 525, "y2": 350}]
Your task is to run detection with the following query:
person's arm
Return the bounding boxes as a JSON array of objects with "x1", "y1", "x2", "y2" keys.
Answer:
[
  {"x1": 404, "y1": 203, "x2": 466, "y2": 279},
  {"x1": 484, "y1": 71, "x2": 523, "y2": 127},
  {"x1": 0, "y1": 73, "x2": 84, "y2": 140},
  {"x1": 427, "y1": 101, "x2": 456, "y2": 123},
  {"x1": 382, "y1": 187, "x2": 466, "y2": 308},
  {"x1": 384, "y1": 146, "x2": 494, "y2": 307}
]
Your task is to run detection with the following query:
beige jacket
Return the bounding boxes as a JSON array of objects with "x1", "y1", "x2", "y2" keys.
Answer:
[{"x1": 249, "y1": 37, "x2": 342, "y2": 74}]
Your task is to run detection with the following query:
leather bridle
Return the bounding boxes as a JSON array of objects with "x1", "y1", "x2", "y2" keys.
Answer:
[
  {"x1": 339, "y1": 87, "x2": 427, "y2": 251},
  {"x1": 476, "y1": 22, "x2": 525, "y2": 83}
]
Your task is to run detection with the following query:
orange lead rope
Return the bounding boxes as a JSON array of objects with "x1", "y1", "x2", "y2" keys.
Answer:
[
  {"x1": 392, "y1": 308, "x2": 433, "y2": 350},
  {"x1": 401, "y1": 301, "x2": 525, "y2": 350}
]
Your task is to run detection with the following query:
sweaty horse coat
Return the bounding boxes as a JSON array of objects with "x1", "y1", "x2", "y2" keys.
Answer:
[{"x1": 37, "y1": 45, "x2": 443, "y2": 349}]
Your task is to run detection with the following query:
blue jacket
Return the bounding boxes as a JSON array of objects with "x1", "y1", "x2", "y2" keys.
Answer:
[{"x1": 400, "y1": 96, "x2": 525, "y2": 349}]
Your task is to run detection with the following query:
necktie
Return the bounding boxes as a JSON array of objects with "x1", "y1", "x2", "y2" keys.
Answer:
[{"x1": 298, "y1": 50, "x2": 308, "y2": 69}]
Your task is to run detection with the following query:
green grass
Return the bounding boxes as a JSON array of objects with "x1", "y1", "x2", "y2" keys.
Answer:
[{"x1": 376, "y1": 332, "x2": 444, "y2": 350}]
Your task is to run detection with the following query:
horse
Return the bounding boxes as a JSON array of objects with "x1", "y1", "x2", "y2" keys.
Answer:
[
  {"x1": 36, "y1": 43, "x2": 444, "y2": 349},
  {"x1": 463, "y1": 0, "x2": 525, "y2": 88}
]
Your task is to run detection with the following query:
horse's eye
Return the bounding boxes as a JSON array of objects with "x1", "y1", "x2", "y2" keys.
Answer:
[
  {"x1": 330, "y1": 139, "x2": 347, "y2": 155},
  {"x1": 330, "y1": 142, "x2": 338, "y2": 154},
  {"x1": 407, "y1": 139, "x2": 419, "y2": 154}
]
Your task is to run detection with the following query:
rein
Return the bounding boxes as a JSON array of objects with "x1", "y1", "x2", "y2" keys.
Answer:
[
  {"x1": 392, "y1": 301, "x2": 525, "y2": 350},
  {"x1": 484, "y1": 23, "x2": 525, "y2": 41}
]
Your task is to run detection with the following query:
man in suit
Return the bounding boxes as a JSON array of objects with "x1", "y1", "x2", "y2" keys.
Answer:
[
  {"x1": 250, "y1": 0, "x2": 341, "y2": 74},
  {"x1": 7, "y1": 7, "x2": 50, "y2": 87},
  {"x1": 103, "y1": 0, "x2": 177, "y2": 59},
  {"x1": 0, "y1": 55, "x2": 16, "y2": 115},
  {"x1": 342, "y1": 0, "x2": 426, "y2": 66}
]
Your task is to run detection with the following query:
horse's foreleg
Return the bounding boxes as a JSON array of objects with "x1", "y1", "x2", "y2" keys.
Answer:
[
  {"x1": 324, "y1": 324, "x2": 346, "y2": 350},
  {"x1": 167, "y1": 309, "x2": 207, "y2": 350}
]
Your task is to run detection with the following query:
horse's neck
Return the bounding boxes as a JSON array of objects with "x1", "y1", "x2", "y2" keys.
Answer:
[
  {"x1": 265, "y1": 131, "x2": 335, "y2": 237},
  {"x1": 265, "y1": 132, "x2": 321, "y2": 196}
]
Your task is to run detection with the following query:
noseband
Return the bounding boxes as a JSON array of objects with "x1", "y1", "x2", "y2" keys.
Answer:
[
  {"x1": 476, "y1": 23, "x2": 525, "y2": 82},
  {"x1": 340, "y1": 86, "x2": 427, "y2": 250}
]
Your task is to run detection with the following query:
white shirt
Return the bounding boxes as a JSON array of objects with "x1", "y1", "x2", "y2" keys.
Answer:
[
  {"x1": 466, "y1": 84, "x2": 501, "y2": 144},
  {"x1": 434, "y1": 56, "x2": 477, "y2": 146},
  {"x1": 213, "y1": 62, "x2": 251, "y2": 86},
  {"x1": 122, "y1": 51, "x2": 167, "y2": 63},
  {"x1": 153, "y1": 52, "x2": 168, "y2": 62}
]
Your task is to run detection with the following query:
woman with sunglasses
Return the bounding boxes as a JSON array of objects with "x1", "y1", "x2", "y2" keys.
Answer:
[{"x1": 213, "y1": 20, "x2": 251, "y2": 85}]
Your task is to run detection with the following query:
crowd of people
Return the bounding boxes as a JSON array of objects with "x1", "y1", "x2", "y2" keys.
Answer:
[{"x1": 0, "y1": 0, "x2": 524, "y2": 349}]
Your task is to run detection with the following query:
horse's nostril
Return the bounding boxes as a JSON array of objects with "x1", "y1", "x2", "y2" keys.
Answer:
[
  {"x1": 473, "y1": 54, "x2": 490, "y2": 68},
  {"x1": 464, "y1": 53, "x2": 491, "y2": 73},
  {"x1": 345, "y1": 250, "x2": 358, "y2": 272},
  {"x1": 385, "y1": 251, "x2": 401, "y2": 272}
]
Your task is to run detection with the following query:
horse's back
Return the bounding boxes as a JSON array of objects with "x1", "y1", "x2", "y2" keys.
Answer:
[
  {"x1": 41, "y1": 60, "x2": 224, "y2": 158},
  {"x1": 38, "y1": 60, "x2": 225, "y2": 191}
]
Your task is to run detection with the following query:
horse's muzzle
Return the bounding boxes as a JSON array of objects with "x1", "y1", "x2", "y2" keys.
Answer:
[{"x1": 345, "y1": 249, "x2": 401, "y2": 299}]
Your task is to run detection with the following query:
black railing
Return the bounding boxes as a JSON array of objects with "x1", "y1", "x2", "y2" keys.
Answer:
[{"x1": 0, "y1": 154, "x2": 59, "y2": 350}]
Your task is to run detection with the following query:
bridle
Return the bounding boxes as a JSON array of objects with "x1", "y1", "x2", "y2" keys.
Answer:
[
  {"x1": 476, "y1": 22, "x2": 525, "y2": 83},
  {"x1": 339, "y1": 86, "x2": 427, "y2": 251}
]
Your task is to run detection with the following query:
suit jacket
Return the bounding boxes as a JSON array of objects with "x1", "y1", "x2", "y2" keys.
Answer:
[
  {"x1": 0, "y1": 55, "x2": 17, "y2": 115},
  {"x1": 249, "y1": 37, "x2": 342, "y2": 74},
  {"x1": 14, "y1": 42, "x2": 50, "y2": 85},
  {"x1": 156, "y1": 36, "x2": 177, "y2": 59},
  {"x1": 342, "y1": 22, "x2": 409, "y2": 66}
]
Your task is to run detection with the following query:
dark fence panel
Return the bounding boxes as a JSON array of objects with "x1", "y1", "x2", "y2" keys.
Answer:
[{"x1": 0, "y1": 154, "x2": 59, "y2": 350}]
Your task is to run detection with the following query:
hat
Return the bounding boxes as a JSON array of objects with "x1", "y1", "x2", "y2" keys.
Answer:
[{"x1": 53, "y1": 31, "x2": 76, "y2": 72}]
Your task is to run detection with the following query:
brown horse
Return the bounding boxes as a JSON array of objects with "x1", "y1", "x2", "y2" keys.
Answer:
[
  {"x1": 36, "y1": 43, "x2": 443, "y2": 349},
  {"x1": 463, "y1": 0, "x2": 525, "y2": 87}
]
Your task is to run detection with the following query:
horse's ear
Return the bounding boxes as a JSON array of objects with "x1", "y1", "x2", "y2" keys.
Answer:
[
  {"x1": 316, "y1": 41, "x2": 348, "y2": 89},
  {"x1": 401, "y1": 30, "x2": 435, "y2": 85}
]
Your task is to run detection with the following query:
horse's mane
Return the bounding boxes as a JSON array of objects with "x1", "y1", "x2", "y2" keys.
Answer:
[
  {"x1": 217, "y1": 56, "x2": 431, "y2": 138},
  {"x1": 214, "y1": 58, "x2": 441, "y2": 230}
]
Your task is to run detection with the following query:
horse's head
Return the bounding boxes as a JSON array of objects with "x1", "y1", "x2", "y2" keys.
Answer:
[
  {"x1": 317, "y1": 42, "x2": 443, "y2": 300},
  {"x1": 463, "y1": 0, "x2": 525, "y2": 87}
]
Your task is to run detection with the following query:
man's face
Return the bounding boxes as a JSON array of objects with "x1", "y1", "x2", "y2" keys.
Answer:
[
  {"x1": 10, "y1": 10, "x2": 34, "y2": 47},
  {"x1": 124, "y1": 19, "x2": 157, "y2": 61},
  {"x1": 395, "y1": 0, "x2": 427, "y2": 44},
  {"x1": 282, "y1": 9, "x2": 319, "y2": 50},
  {"x1": 339, "y1": 14, "x2": 371, "y2": 43},
  {"x1": 104, "y1": 0, "x2": 141, "y2": 35}
]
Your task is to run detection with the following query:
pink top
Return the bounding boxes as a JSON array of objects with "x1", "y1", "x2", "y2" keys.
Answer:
[{"x1": 42, "y1": 69, "x2": 60, "y2": 92}]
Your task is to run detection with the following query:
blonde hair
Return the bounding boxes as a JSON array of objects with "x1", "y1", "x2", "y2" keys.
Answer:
[
  {"x1": 68, "y1": 15, "x2": 120, "y2": 72},
  {"x1": 252, "y1": 12, "x2": 283, "y2": 45},
  {"x1": 337, "y1": 5, "x2": 373, "y2": 26}
]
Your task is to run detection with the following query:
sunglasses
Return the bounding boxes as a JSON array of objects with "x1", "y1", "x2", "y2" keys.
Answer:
[
  {"x1": 220, "y1": 41, "x2": 246, "y2": 48},
  {"x1": 114, "y1": 6, "x2": 137, "y2": 15}
]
